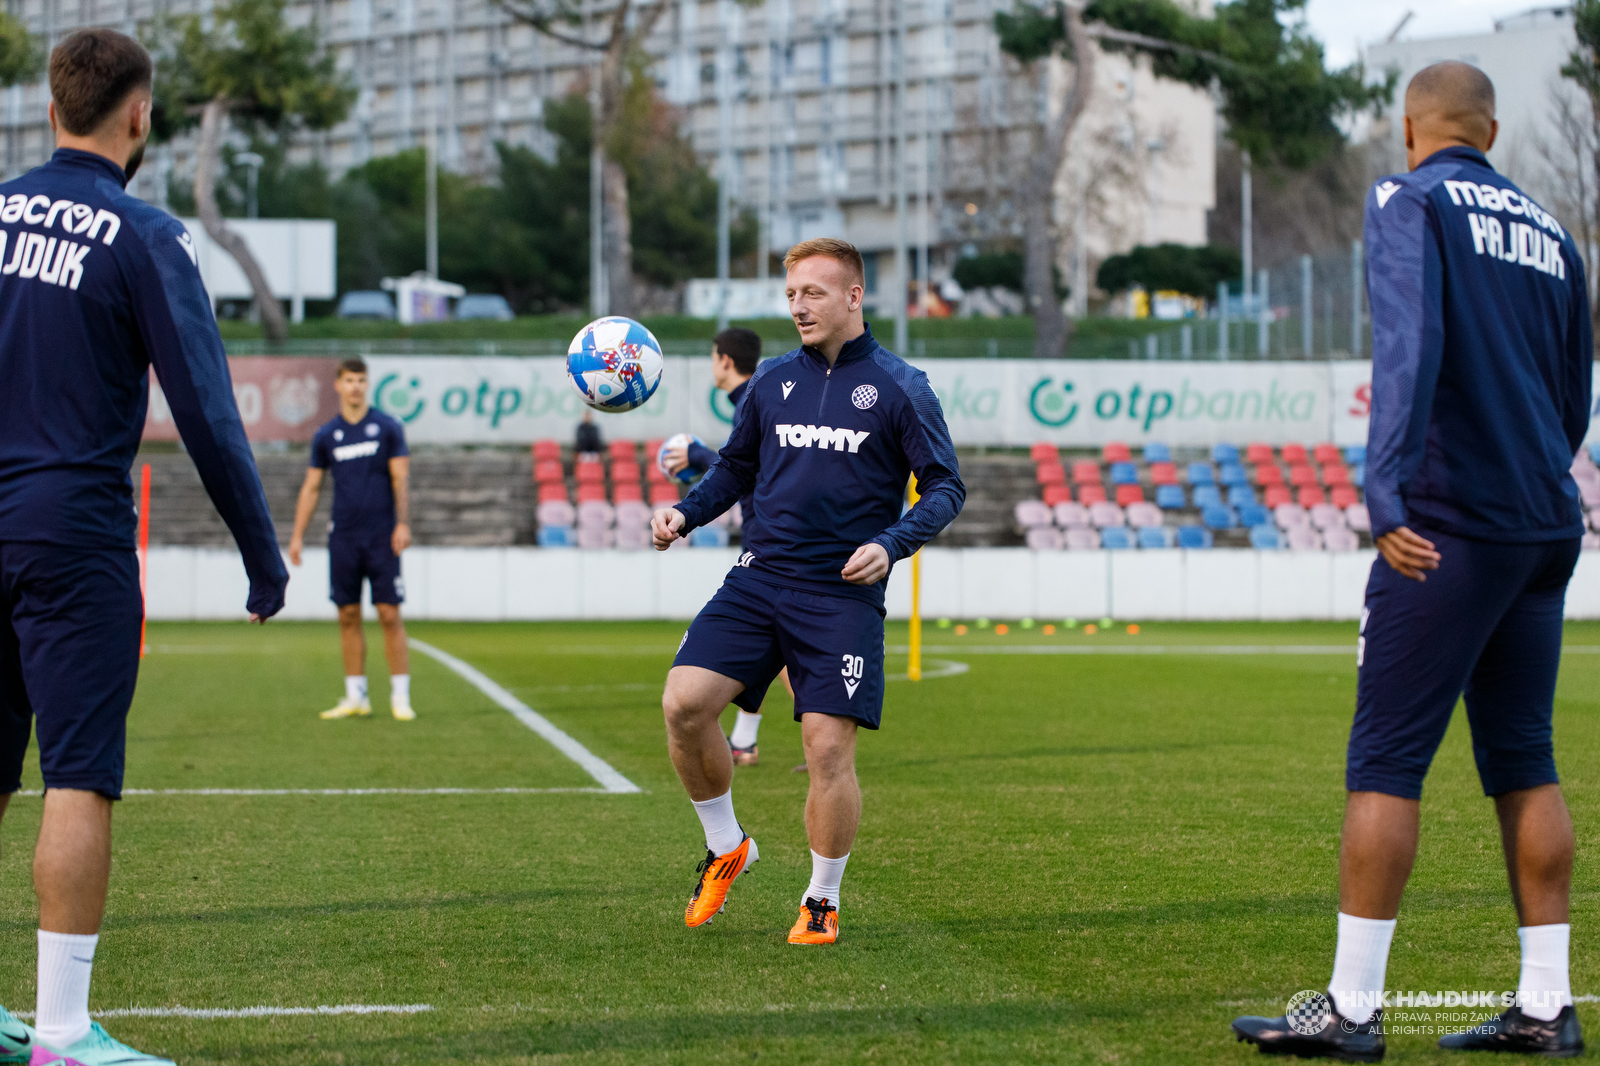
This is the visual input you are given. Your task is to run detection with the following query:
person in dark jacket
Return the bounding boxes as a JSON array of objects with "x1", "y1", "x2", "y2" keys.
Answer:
[{"x1": 575, "y1": 411, "x2": 603, "y2": 459}]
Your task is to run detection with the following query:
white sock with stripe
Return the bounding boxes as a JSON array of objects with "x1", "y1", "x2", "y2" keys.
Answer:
[
  {"x1": 36, "y1": 930, "x2": 96, "y2": 1049},
  {"x1": 345, "y1": 675, "x2": 368, "y2": 704},
  {"x1": 691, "y1": 790, "x2": 744, "y2": 856},
  {"x1": 803, "y1": 851, "x2": 849, "y2": 911}
]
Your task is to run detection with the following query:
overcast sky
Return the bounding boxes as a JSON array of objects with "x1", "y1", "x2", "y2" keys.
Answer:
[{"x1": 1305, "y1": 0, "x2": 1555, "y2": 68}]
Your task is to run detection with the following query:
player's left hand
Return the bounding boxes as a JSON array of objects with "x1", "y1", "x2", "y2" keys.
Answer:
[
  {"x1": 392, "y1": 523, "x2": 412, "y2": 555},
  {"x1": 841, "y1": 542, "x2": 890, "y2": 585},
  {"x1": 663, "y1": 442, "x2": 690, "y2": 474}
]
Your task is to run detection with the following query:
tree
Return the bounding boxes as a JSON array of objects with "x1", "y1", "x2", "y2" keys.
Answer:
[
  {"x1": 1095, "y1": 242, "x2": 1241, "y2": 298},
  {"x1": 148, "y1": 0, "x2": 356, "y2": 342},
  {"x1": 995, "y1": 0, "x2": 1393, "y2": 356},
  {"x1": 1561, "y1": 0, "x2": 1600, "y2": 326}
]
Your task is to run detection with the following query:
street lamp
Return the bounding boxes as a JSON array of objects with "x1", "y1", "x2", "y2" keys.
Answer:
[{"x1": 235, "y1": 151, "x2": 264, "y2": 219}]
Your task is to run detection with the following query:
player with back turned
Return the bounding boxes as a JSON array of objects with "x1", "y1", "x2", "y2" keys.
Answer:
[
  {"x1": 1232, "y1": 63, "x2": 1592, "y2": 1060},
  {"x1": 652, "y1": 238, "x2": 964, "y2": 945},
  {"x1": 0, "y1": 29, "x2": 287, "y2": 1066}
]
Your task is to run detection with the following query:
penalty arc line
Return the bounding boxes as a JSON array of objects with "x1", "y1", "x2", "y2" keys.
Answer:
[{"x1": 408, "y1": 638, "x2": 642, "y2": 795}]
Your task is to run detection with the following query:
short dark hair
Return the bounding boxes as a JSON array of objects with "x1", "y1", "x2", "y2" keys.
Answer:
[
  {"x1": 336, "y1": 358, "x2": 368, "y2": 378},
  {"x1": 49, "y1": 29, "x2": 153, "y2": 137},
  {"x1": 712, "y1": 328, "x2": 762, "y2": 376}
]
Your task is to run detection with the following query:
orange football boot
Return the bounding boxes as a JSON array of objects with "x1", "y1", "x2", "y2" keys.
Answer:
[
  {"x1": 787, "y1": 897, "x2": 839, "y2": 944},
  {"x1": 684, "y1": 834, "x2": 758, "y2": 927}
]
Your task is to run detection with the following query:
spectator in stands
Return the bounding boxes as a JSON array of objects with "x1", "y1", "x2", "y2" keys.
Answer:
[{"x1": 575, "y1": 411, "x2": 603, "y2": 460}]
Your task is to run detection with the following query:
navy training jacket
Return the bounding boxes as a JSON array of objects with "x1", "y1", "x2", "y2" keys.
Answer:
[
  {"x1": 675, "y1": 324, "x2": 965, "y2": 608},
  {"x1": 0, "y1": 148, "x2": 287, "y2": 617},
  {"x1": 1364, "y1": 146, "x2": 1592, "y2": 544}
]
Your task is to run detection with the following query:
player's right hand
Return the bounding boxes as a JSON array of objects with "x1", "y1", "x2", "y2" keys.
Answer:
[
  {"x1": 288, "y1": 537, "x2": 303, "y2": 567},
  {"x1": 652, "y1": 507, "x2": 686, "y2": 550},
  {"x1": 1375, "y1": 526, "x2": 1441, "y2": 582}
]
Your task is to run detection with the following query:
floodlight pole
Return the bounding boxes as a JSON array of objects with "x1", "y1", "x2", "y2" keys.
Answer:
[
  {"x1": 1351, "y1": 239, "x2": 1363, "y2": 356},
  {"x1": 716, "y1": 8, "x2": 733, "y2": 331},
  {"x1": 425, "y1": 117, "x2": 439, "y2": 278},
  {"x1": 588, "y1": 0, "x2": 606, "y2": 317},
  {"x1": 1240, "y1": 150, "x2": 1252, "y2": 306},
  {"x1": 236, "y1": 151, "x2": 263, "y2": 220},
  {"x1": 893, "y1": 0, "x2": 909, "y2": 355},
  {"x1": 1300, "y1": 254, "x2": 1313, "y2": 357}
]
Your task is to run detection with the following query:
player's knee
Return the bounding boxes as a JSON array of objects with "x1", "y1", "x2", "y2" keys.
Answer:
[
  {"x1": 376, "y1": 605, "x2": 403, "y2": 628},
  {"x1": 337, "y1": 605, "x2": 361, "y2": 627},
  {"x1": 661, "y1": 686, "x2": 707, "y2": 731}
]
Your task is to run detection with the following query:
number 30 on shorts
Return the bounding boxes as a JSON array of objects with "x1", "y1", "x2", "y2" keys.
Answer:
[{"x1": 840, "y1": 654, "x2": 865, "y2": 678}]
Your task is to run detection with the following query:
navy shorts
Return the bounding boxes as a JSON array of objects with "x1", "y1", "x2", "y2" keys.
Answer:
[
  {"x1": 0, "y1": 542, "x2": 143, "y2": 799},
  {"x1": 673, "y1": 571, "x2": 887, "y2": 728},
  {"x1": 1348, "y1": 527, "x2": 1580, "y2": 800},
  {"x1": 329, "y1": 530, "x2": 404, "y2": 607}
]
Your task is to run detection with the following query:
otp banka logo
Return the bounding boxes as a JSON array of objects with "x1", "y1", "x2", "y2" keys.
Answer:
[
  {"x1": 1029, "y1": 378, "x2": 1079, "y2": 427},
  {"x1": 774, "y1": 424, "x2": 871, "y2": 452}
]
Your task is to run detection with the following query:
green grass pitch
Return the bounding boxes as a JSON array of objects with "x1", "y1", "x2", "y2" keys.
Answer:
[{"x1": 1, "y1": 618, "x2": 1598, "y2": 1063}]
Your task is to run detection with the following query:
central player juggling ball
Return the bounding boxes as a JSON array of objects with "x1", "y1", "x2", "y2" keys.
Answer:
[{"x1": 566, "y1": 315, "x2": 664, "y2": 412}]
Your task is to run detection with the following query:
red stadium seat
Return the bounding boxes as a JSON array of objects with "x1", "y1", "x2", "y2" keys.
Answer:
[
  {"x1": 1263, "y1": 485, "x2": 1292, "y2": 508},
  {"x1": 1254, "y1": 463, "x2": 1284, "y2": 485},
  {"x1": 611, "y1": 461, "x2": 641, "y2": 484},
  {"x1": 1036, "y1": 462, "x2": 1066, "y2": 486},
  {"x1": 532, "y1": 439, "x2": 561, "y2": 462},
  {"x1": 1071, "y1": 460, "x2": 1102, "y2": 484},
  {"x1": 1288, "y1": 464, "x2": 1319, "y2": 487},
  {"x1": 1297, "y1": 485, "x2": 1326, "y2": 507},
  {"x1": 1313, "y1": 443, "x2": 1342, "y2": 465},
  {"x1": 575, "y1": 460, "x2": 605, "y2": 484},
  {"x1": 1029, "y1": 442, "x2": 1058, "y2": 463},
  {"x1": 1149, "y1": 461, "x2": 1179, "y2": 485},
  {"x1": 649, "y1": 484, "x2": 680, "y2": 506},
  {"x1": 534, "y1": 459, "x2": 564, "y2": 484},
  {"x1": 609, "y1": 440, "x2": 637, "y2": 463},
  {"x1": 1114, "y1": 483, "x2": 1145, "y2": 506},
  {"x1": 1281, "y1": 443, "x2": 1308, "y2": 464},
  {"x1": 576, "y1": 483, "x2": 607, "y2": 502},
  {"x1": 1077, "y1": 483, "x2": 1107, "y2": 505},
  {"x1": 1102, "y1": 442, "x2": 1132, "y2": 463},
  {"x1": 613, "y1": 482, "x2": 644, "y2": 503},
  {"x1": 646, "y1": 461, "x2": 670, "y2": 484},
  {"x1": 1330, "y1": 485, "x2": 1360, "y2": 509},
  {"x1": 538, "y1": 484, "x2": 569, "y2": 503},
  {"x1": 1245, "y1": 442, "x2": 1274, "y2": 464},
  {"x1": 1323, "y1": 463, "x2": 1351, "y2": 487},
  {"x1": 1042, "y1": 484, "x2": 1073, "y2": 506}
]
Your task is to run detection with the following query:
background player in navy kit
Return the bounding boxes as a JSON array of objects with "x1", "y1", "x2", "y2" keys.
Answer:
[
  {"x1": 288, "y1": 359, "x2": 416, "y2": 721},
  {"x1": 1233, "y1": 63, "x2": 1593, "y2": 1060},
  {"x1": 660, "y1": 326, "x2": 792, "y2": 767},
  {"x1": 0, "y1": 29, "x2": 287, "y2": 1065},
  {"x1": 652, "y1": 239, "x2": 964, "y2": 945}
]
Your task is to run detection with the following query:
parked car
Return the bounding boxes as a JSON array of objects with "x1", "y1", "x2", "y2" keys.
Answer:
[
  {"x1": 336, "y1": 290, "x2": 397, "y2": 320},
  {"x1": 455, "y1": 293, "x2": 515, "y2": 321}
]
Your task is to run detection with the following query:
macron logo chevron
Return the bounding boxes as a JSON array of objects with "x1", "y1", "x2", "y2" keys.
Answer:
[
  {"x1": 782, "y1": 381, "x2": 796, "y2": 399},
  {"x1": 1375, "y1": 181, "x2": 1401, "y2": 209},
  {"x1": 844, "y1": 679, "x2": 859, "y2": 699}
]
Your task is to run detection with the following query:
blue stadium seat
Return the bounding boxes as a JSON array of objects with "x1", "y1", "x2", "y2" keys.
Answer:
[
  {"x1": 1212, "y1": 443, "x2": 1240, "y2": 464},
  {"x1": 1187, "y1": 462, "x2": 1216, "y2": 485},
  {"x1": 1250, "y1": 526, "x2": 1283, "y2": 550},
  {"x1": 689, "y1": 527, "x2": 730, "y2": 548},
  {"x1": 1228, "y1": 485, "x2": 1258, "y2": 507},
  {"x1": 1155, "y1": 484, "x2": 1186, "y2": 509},
  {"x1": 1219, "y1": 463, "x2": 1249, "y2": 487},
  {"x1": 1344, "y1": 445, "x2": 1368, "y2": 464},
  {"x1": 1138, "y1": 526, "x2": 1175, "y2": 549},
  {"x1": 1238, "y1": 502, "x2": 1269, "y2": 527},
  {"x1": 1192, "y1": 485, "x2": 1224, "y2": 509},
  {"x1": 1177, "y1": 525, "x2": 1213, "y2": 549},
  {"x1": 1109, "y1": 461, "x2": 1139, "y2": 485},
  {"x1": 1590, "y1": 443, "x2": 1600, "y2": 465},
  {"x1": 1201, "y1": 505, "x2": 1237, "y2": 530},
  {"x1": 537, "y1": 526, "x2": 574, "y2": 547},
  {"x1": 1350, "y1": 463, "x2": 1365, "y2": 488},
  {"x1": 1100, "y1": 526, "x2": 1134, "y2": 550},
  {"x1": 1143, "y1": 443, "x2": 1171, "y2": 463}
]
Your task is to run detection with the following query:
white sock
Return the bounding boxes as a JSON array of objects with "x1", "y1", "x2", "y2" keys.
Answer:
[
  {"x1": 803, "y1": 850, "x2": 849, "y2": 910},
  {"x1": 390, "y1": 674, "x2": 410, "y2": 705},
  {"x1": 729, "y1": 710, "x2": 761, "y2": 749},
  {"x1": 691, "y1": 790, "x2": 744, "y2": 856},
  {"x1": 345, "y1": 675, "x2": 368, "y2": 704},
  {"x1": 1328, "y1": 912, "x2": 1397, "y2": 1024},
  {"x1": 1517, "y1": 924, "x2": 1571, "y2": 1021},
  {"x1": 36, "y1": 930, "x2": 96, "y2": 1049}
]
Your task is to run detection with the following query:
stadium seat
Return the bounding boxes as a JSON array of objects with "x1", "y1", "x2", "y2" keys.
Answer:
[
  {"x1": 644, "y1": 438, "x2": 667, "y2": 459},
  {"x1": 1322, "y1": 463, "x2": 1351, "y2": 486},
  {"x1": 1138, "y1": 526, "x2": 1176, "y2": 549},
  {"x1": 1109, "y1": 462, "x2": 1139, "y2": 485},
  {"x1": 1263, "y1": 485, "x2": 1292, "y2": 508},
  {"x1": 647, "y1": 462, "x2": 671, "y2": 484},
  {"x1": 1103, "y1": 442, "x2": 1133, "y2": 463},
  {"x1": 1313, "y1": 443, "x2": 1342, "y2": 465},
  {"x1": 1582, "y1": 481, "x2": 1600, "y2": 508},
  {"x1": 706, "y1": 508, "x2": 732, "y2": 528},
  {"x1": 575, "y1": 460, "x2": 605, "y2": 484},
  {"x1": 1287, "y1": 526, "x2": 1323, "y2": 550},
  {"x1": 1100, "y1": 526, "x2": 1134, "y2": 550},
  {"x1": 1227, "y1": 485, "x2": 1257, "y2": 507},
  {"x1": 1349, "y1": 463, "x2": 1365, "y2": 488},
  {"x1": 534, "y1": 459, "x2": 565, "y2": 484},
  {"x1": 1064, "y1": 528, "x2": 1101, "y2": 550},
  {"x1": 1149, "y1": 461, "x2": 1179, "y2": 485},
  {"x1": 576, "y1": 483, "x2": 607, "y2": 503},
  {"x1": 1297, "y1": 485, "x2": 1326, "y2": 507},
  {"x1": 1043, "y1": 484, "x2": 1073, "y2": 506},
  {"x1": 1115, "y1": 484, "x2": 1146, "y2": 506},
  {"x1": 1330, "y1": 486, "x2": 1359, "y2": 509},
  {"x1": 612, "y1": 482, "x2": 643, "y2": 503},
  {"x1": 1187, "y1": 461, "x2": 1215, "y2": 485},
  {"x1": 1588, "y1": 443, "x2": 1600, "y2": 465},
  {"x1": 1346, "y1": 503, "x2": 1371, "y2": 532},
  {"x1": 577, "y1": 500, "x2": 614, "y2": 529},
  {"x1": 577, "y1": 525, "x2": 615, "y2": 549},
  {"x1": 1249, "y1": 526, "x2": 1282, "y2": 550},
  {"x1": 1154, "y1": 484, "x2": 1186, "y2": 509},
  {"x1": 1054, "y1": 501, "x2": 1091, "y2": 528},
  {"x1": 1125, "y1": 502, "x2": 1163, "y2": 528},
  {"x1": 1176, "y1": 525, "x2": 1213, "y2": 549},
  {"x1": 1071, "y1": 460, "x2": 1102, "y2": 484},
  {"x1": 614, "y1": 501, "x2": 651, "y2": 529},
  {"x1": 1219, "y1": 463, "x2": 1250, "y2": 487},
  {"x1": 1288, "y1": 464, "x2": 1319, "y2": 487},
  {"x1": 1310, "y1": 503, "x2": 1345, "y2": 531},
  {"x1": 536, "y1": 500, "x2": 575, "y2": 528},
  {"x1": 1254, "y1": 463, "x2": 1284, "y2": 485},
  {"x1": 538, "y1": 483, "x2": 570, "y2": 504},
  {"x1": 1025, "y1": 527, "x2": 1065, "y2": 550},
  {"x1": 1089, "y1": 501, "x2": 1125, "y2": 528},
  {"x1": 1142, "y1": 442, "x2": 1172, "y2": 463},
  {"x1": 1345, "y1": 445, "x2": 1368, "y2": 464},
  {"x1": 728, "y1": 502, "x2": 742, "y2": 530},
  {"x1": 611, "y1": 460, "x2": 641, "y2": 483},
  {"x1": 532, "y1": 439, "x2": 562, "y2": 462},
  {"x1": 1036, "y1": 462, "x2": 1066, "y2": 486},
  {"x1": 1281, "y1": 443, "x2": 1308, "y2": 464},
  {"x1": 608, "y1": 440, "x2": 637, "y2": 463},
  {"x1": 1245, "y1": 442, "x2": 1274, "y2": 464},
  {"x1": 1324, "y1": 527, "x2": 1360, "y2": 551},
  {"x1": 1014, "y1": 500, "x2": 1054, "y2": 529},
  {"x1": 1211, "y1": 443, "x2": 1240, "y2": 464},
  {"x1": 688, "y1": 527, "x2": 730, "y2": 548},
  {"x1": 1029, "y1": 442, "x2": 1059, "y2": 463},
  {"x1": 1585, "y1": 532, "x2": 1600, "y2": 551},
  {"x1": 536, "y1": 526, "x2": 573, "y2": 547},
  {"x1": 1077, "y1": 484, "x2": 1108, "y2": 504},
  {"x1": 614, "y1": 523, "x2": 651, "y2": 550},
  {"x1": 1192, "y1": 484, "x2": 1224, "y2": 509},
  {"x1": 1274, "y1": 503, "x2": 1309, "y2": 529},
  {"x1": 1201, "y1": 505, "x2": 1236, "y2": 530},
  {"x1": 649, "y1": 485, "x2": 680, "y2": 506},
  {"x1": 1238, "y1": 502, "x2": 1269, "y2": 528}
]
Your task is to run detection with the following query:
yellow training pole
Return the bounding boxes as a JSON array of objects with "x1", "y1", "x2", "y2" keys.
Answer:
[{"x1": 907, "y1": 474, "x2": 922, "y2": 681}]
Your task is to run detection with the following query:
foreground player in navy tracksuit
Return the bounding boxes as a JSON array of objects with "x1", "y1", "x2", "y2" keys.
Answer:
[
  {"x1": 653, "y1": 238, "x2": 964, "y2": 944},
  {"x1": 660, "y1": 326, "x2": 792, "y2": 766},
  {"x1": 0, "y1": 30, "x2": 286, "y2": 1065},
  {"x1": 1233, "y1": 63, "x2": 1592, "y2": 1060},
  {"x1": 289, "y1": 359, "x2": 415, "y2": 721}
]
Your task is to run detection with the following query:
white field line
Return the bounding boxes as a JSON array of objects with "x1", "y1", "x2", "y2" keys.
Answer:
[
  {"x1": 409, "y1": 638, "x2": 641, "y2": 795},
  {"x1": 885, "y1": 658, "x2": 969, "y2": 682},
  {"x1": 891, "y1": 644, "x2": 1600, "y2": 657},
  {"x1": 11, "y1": 1004, "x2": 432, "y2": 1020},
  {"x1": 13, "y1": 788, "x2": 607, "y2": 797}
]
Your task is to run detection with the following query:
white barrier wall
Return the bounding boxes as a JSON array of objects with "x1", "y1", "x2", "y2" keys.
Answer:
[{"x1": 146, "y1": 547, "x2": 1600, "y2": 622}]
